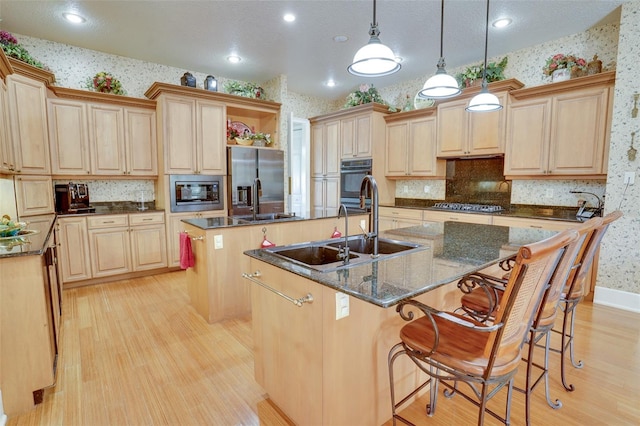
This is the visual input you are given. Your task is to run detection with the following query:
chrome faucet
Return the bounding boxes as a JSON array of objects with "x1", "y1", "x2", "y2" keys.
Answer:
[
  {"x1": 359, "y1": 175, "x2": 379, "y2": 257},
  {"x1": 337, "y1": 204, "x2": 350, "y2": 264},
  {"x1": 252, "y1": 177, "x2": 262, "y2": 221}
]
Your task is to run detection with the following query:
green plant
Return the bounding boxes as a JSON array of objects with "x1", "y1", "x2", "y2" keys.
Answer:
[
  {"x1": 248, "y1": 132, "x2": 272, "y2": 145},
  {"x1": 224, "y1": 80, "x2": 265, "y2": 99},
  {"x1": 344, "y1": 84, "x2": 389, "y2": 108},
  {"x1": 0, "y1": 30, "x2": 48, "y2": 70},
  {"x1": 455, "y1": 56, "x2": 508, "y2": 88},
  {"x1": 85, "y1": 71, "x2": 126, "y2": 95}
]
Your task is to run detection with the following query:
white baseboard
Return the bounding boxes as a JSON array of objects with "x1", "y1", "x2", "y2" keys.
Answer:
[{"x1": 593, "y1": 287, "x2": 640, "y2": 313}]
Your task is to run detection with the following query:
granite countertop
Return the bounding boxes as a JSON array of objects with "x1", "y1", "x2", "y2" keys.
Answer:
[
  {"x1": 244, "y1": 222, "x2": 556, "y2": 308},
  {"x1": 0, "y1": 216, "x2": 55, "y2": 259},
  {"x1": 386, "y1": 199, "x2": 587, "y2": 223},
  {"x1": 183, "y1": 211, "x2": 369, "y2": 230},
  {"x1": 57, "y1": 201, "x2": 164, "y2": 216}
]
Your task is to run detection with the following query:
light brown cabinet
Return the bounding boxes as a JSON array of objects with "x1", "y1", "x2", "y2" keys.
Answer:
[
  {"x1": 48, "y1": 98, "x2": 91, "y2": 175},
  {"x1": 14, "y1": 175, "x2": 54, "y2": 217},
  {"x1": 167, "y1": 211, "x2": 224, "y2": 267},
  {"x1": 504, "y1": 72, "x2": 614, "y2": 178},
  {"x1": 129, "y1": 212, "x2": 167, "y2": 271},
  {"x1": 340, "y1": 114, "x2": 372, "y2": 159},
  {"x1": 385, "y1": 113, "x2": 444, "y2": 178},
  {"x1": 436, "y1": 92, "x2": 508, "y2": 158},
  {"x1": 158, "y1": 94, "x2": 226, "y2": 175},
  {"x1": 124, "y1": 108, "x2": 157, "y2": 176},
  {"x1": 311, "y1": 177, "x2": 340, "y2": 218},
  {"x1": 379, "y1": 207, "x2": 424, "y2": 231},
  {"x1": 0, "y1": 78, "x2": 17, "y2": 173},
  {"x1": 311, "y1": 119, "x2": 340, "y2": 178},
  {"x1": 57, "y1": 216, "x2": 92, "y2": 283},
  {"x1": 423, "y1": 209, "x2": 492, "y2": 224},
  {"x1": 89, "y1": 104, "x2": 126, "y2": 175},
  {"x1": 5, "y1": 74, "x2": 50, "y2": 174}
]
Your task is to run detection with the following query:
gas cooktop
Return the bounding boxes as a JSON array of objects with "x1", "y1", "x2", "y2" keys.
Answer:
[{"x1": 432, "y1": 203, "x2": 504, "y2": 213}]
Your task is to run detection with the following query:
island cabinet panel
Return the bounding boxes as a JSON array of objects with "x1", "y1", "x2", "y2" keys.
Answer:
[{"x1": 5, "y1": 74, "x2": 50, "y2": 174}]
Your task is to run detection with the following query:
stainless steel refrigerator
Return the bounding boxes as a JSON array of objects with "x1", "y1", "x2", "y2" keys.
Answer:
[{"x1": 227, "y1": 147, "x2": 285, "y2": 216}]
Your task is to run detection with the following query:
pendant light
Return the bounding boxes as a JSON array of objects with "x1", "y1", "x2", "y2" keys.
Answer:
[
  {"x1": 466, "y1": 0, "x2": 502, "y2": 112},
  {"x1": 347, "y1": 0, "x2": 401, "y2": 77},
  {"x1": 419, "y1": 0, "x2": 460, "y2": 99}
]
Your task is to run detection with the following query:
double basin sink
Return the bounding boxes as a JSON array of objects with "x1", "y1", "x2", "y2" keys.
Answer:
[
  {"x1": 234, "y1": 213, "x2": 302, "y2": 224},
  {"x1": 264, "y1": 235, "x2": 425, "y2": 272}
]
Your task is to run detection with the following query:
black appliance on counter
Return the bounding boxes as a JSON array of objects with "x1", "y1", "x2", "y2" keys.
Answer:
[
  {"x1": 169, "y1": 175, "x2": 225, "y2": 213},
  {"x1": 340, "y1": 158, "x2": 372, "y2": 212},
  {"x1": 55, "y1": 182, "x2": 95, "y2": 214}
]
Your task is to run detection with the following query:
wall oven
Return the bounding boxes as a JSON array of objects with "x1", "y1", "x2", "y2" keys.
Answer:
[
  {"x1": 340, "y1": 158, "x2": 372, "y2": 212},
  {"x1": 169, "y1": 175, "x2": 225, "y2": 213}
]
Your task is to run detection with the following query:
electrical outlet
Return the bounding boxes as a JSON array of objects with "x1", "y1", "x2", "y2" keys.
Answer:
[
  {"x1": 335, "y1": 292, "x2": 349, "y2": 320},
  {"x1": 360, "y1": 219, "x2": 366, "y2": 231},
  {"x1": 624, "y1": 171, "x2": 635, "y2": 185},
  {"x1": 403, "y1": 185, "x2": 408, "y2": 194},
  {"x1": 423, "y1": 185, "x2": 430, "y2": 193},
  {"x1": 214, "y1": 234, "x2": 223, "y2": 249},
  {"x1": 545, "y1": 188, "x2": 554, "y2": 198}
]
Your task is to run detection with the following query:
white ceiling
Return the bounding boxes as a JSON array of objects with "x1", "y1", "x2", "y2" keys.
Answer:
[{"x1": 0, "y1": 0, "x2": 624, "y2": 99}]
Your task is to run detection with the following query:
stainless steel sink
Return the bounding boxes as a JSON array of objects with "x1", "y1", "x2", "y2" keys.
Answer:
[
  {"x1": 326, "y1": 236, "x2": 420, "y2": 255},
  {"x1": 235, "y1": 213, "x2": 301, "y2": 223},
  {"x1": 270, "y1": 245, "x2": 357, "y2": 266}
]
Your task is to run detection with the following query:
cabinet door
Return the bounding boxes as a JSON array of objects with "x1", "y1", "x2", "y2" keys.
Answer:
[
  {"x1": 124, "y1": 108, "x2": 157, "y2": 176},
  {"x1": 196, "y1": 101, "x2": 226, "y2": 175},
  {"x1": 408, "y1": 117, "x2": 440, "y2": 176},
  {"x1": 325, "y1": 120, "x2": 340, "y2": 176},
  {"x1": 311, "y1": 124, "x2": 324, "y2": 177},
  {"x1": 89, "y1": 227, "x2": 131, "y2": 277},
  {"x1": 162, "y1": 95, "x2": 197, "y2": 174},
  {"x1": 548, "y1": 87, "x2": 608, "y2": 175},
  {"x1": 385, "y1": 122, "x2": 408, "y2": 176},
  {"x1": 504, "y1": 98, "x2": 552, "y2": 176},
  {"x1": 48, "y1": 99, "x2": 90, "y2": 175},
  {"x1": 6, "y1": 74, "x2": 50, "y2": 174},
  {"x1": 311, "y1": 177, "x2": 325, "y2": 218},
  {"x1": 437, "y1": 99, "x2": 467, "y2": 157},
  {"x1": 14, "y1": 175, "x2": 54, "y2": 217},
  {"x1": 468, "y1": 92, "x2": 507, "y2": 156},
  {"x1": 130, "y1": 225, "x2": 167, "y2": 271},
  {"x1": 355, "y1": 114, "x2": 372, "y2": 158},
  {"x1": 89, "y1": 104, "x2": 126, "y2": 175},
  {"x1": 0, "y1": 79, "x2": 17, "y2": 173},
  {"x1": 57, "y1": 216, "x2": 92, "y2": 282},
  {"x1": 340, "y1": 117, "x2": 355, "y2": 158},
  {"x1": 311, "y1": 177, "x2": 339, "y2": 218}
]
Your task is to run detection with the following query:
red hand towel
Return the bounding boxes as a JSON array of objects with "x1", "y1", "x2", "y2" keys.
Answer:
[{"x1": 179, "y1": 232, "x2": 195, "y2": 269}]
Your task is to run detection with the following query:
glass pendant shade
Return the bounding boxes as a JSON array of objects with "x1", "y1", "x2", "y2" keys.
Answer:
[
  {"x1": 466, "y1": 83, "x2": 503, "y2": 112},
  {"x1": 419, "y1": 58, "x2": 461, "y2": 98},
  {"x1": 348, "y1": 28, "x2": 401, "y2": 77}
]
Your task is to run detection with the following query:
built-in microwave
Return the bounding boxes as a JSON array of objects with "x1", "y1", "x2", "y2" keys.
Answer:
[{"x1": 169, "y1": 175, "x2": 224, "y2": 213}]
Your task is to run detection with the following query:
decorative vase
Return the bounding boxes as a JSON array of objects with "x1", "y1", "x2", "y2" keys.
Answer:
[
  {"x1": 181, "y1": 72, "x2": 196, "y2": 87},
  {"x1": 552, "y1": 68, "x2": 570, "y2": 82}
]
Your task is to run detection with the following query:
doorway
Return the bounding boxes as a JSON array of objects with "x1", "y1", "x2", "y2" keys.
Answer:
[{"x1": 288, "y1": 113, "x2": 310, "y2": 218}]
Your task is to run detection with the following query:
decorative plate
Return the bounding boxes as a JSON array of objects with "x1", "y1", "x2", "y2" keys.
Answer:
[
  {"x1": 414, "y1": 93, "x2": 435, "y2": 110},
  {"x1": 0, "y1": 229, "x2": 40, "y2": 241},
  {"x1": 229, "y1": 121, "x2": 252, "y2": 138}
]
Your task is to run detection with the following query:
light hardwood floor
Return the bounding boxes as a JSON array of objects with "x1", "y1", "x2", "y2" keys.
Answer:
[{"x1": 6, "y1": 271, "x2": 640, "y2": 425}]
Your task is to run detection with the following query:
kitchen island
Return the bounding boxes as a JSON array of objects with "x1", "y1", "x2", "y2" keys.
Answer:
[{"x1": 243, "y1": 221, "x2": 556, "y2": 425}]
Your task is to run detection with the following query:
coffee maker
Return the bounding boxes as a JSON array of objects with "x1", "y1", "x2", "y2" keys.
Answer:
[{"x1": 55, "y1": 182, "x2": 95, "y2": 214}]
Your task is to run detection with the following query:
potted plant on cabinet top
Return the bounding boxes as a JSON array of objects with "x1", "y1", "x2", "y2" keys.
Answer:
[
  {"x1": 455, "y1": 56, "x2": 508, "y2": 88},
  {"x1": 543, "y1": 53, "x2": 587, "y2": 82},
  {"x1": 0, "y1": 30, "x2": 49, "y2": 70}
]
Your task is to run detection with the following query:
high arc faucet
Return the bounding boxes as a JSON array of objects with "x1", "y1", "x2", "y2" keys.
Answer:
[
  {"x1": 337, "y1": 204, "x2": 350, "y2": 264},
  {"x1": 359, "y1": 175, "x2": 379, "y2": 257}
]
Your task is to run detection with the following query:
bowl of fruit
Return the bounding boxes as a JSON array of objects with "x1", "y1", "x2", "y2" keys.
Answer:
[{"x1": 0, "y1": 215, "x2": 27, "y2": 237}]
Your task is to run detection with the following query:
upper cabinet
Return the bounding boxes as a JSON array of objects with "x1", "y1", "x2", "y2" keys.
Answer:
[
  {"x1": 436, "y1": 79, "x2": 523, "y2": 158},
  {"x1": 384, "y1": 109, "x2": 444, "y2": 178},
  {"x1": 311, "y1": 119, "x2": 340, "y2": 178},
  {"x1": 0, "y1": 78, "x2": 16, "y2": 173},
  {"x1": 5, "y1": 74, "x2": 51, "y2": 174},
  {"x1": 145, "y1": 82, "x2": 281, "y2": 176},
  {"x1": 504, "y1": 72, "x2": 615, "y2": 178},
  {"x1": 340, "y1": 114, "x2": 372, "y2": 159},
  {"x1": 47, "y1": 87, "x2": 158, "y2": 176}
]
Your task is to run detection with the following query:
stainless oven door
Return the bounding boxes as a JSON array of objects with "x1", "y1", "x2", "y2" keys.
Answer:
[{"x1": 340, "y1": 159, "x2": 372, "y2": 210}]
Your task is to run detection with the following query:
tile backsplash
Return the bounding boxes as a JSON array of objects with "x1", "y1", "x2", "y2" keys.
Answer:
[{"x1": 53, "y1": 179, "x2": 155, "y2": 203}]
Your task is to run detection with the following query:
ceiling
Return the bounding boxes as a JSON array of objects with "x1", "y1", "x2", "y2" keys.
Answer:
[{"x1": 0, "y1": 0, "x2": 624, "y2": 100}]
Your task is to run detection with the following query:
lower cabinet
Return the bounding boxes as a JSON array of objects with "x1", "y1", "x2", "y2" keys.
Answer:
[
  {"x1": 423, "y1": 210, "x2": 492, "y2": 224},
  {"x1": 312, "y1": 177, "x2": 339, "y2": 218},
  {"x1": 58, "y1": 212, "x2": 167, "y2": 284},
  {"x1": 379, "y1": 207, "x2": 424, "y2": 231},
  {"x1": 166, "y1": 211, "x2": 225, "y2": 267}
]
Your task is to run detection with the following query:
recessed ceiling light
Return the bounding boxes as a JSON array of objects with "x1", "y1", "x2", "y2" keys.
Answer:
[
  {"x1": 492, "y1": 18, "x2": 512, "y2": 28},
  {"x1": 326, "y1": 80, "x2": 336, "y2": 87},
  {"x1": 283, "y1": 13, "x2": 295, "y2": 22},
  {"x1": 63, "y1": 12, "x2": 86, "y2": 24},
  {"x1": 333, "y1": 35, "x2": 348, "y2": 43},
  {"x1": 227, "y1": 55, "x2": 242, "y2": 64}
]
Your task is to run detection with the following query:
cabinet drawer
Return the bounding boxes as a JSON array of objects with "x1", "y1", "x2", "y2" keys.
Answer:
[
  {"x1": 423, "y1": 210, "x2": 492, "y2": 224},
  {"x1": 129, "y1": 212, "x2": 165, "y2": 226},
  {"x1": 379, "y1": 207, "x2": 423, "y2": 221},
  {"x1": 87, "y1": 214, "x2": 129, "y2": 229}
]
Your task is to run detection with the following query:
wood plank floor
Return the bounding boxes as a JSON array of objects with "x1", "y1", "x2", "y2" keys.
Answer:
[{"x1": 6, "y1": 271, "x2": 640, "y2": 425}]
